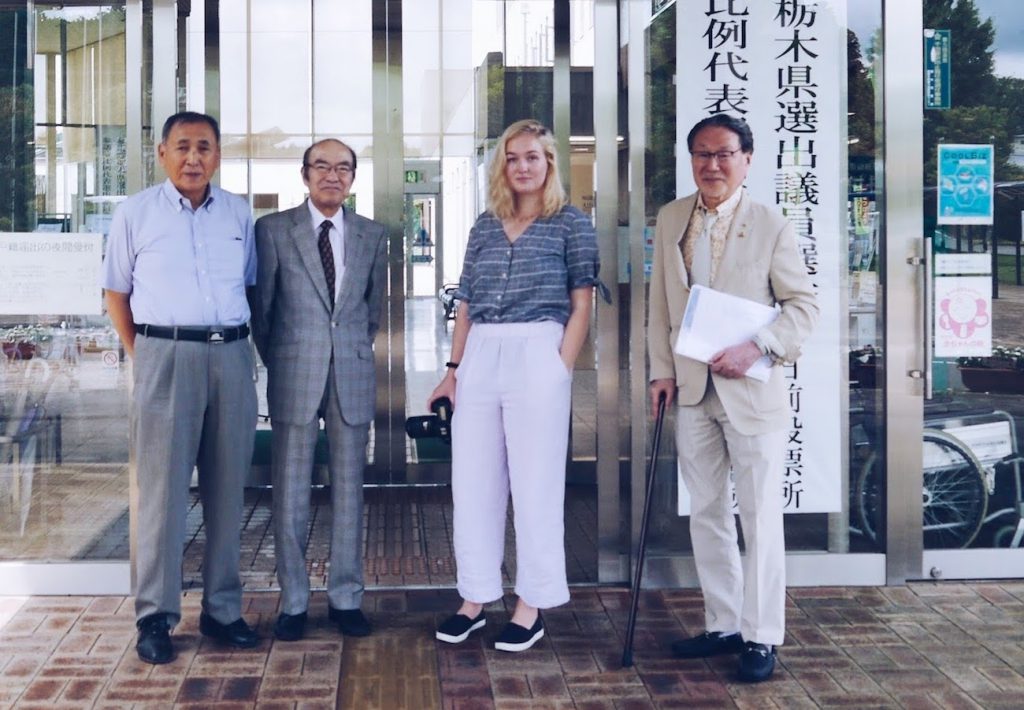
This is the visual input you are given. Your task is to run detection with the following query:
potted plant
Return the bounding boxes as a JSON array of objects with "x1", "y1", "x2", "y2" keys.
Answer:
[
  {"x1": 1, "y1": 325, "x2": 51, "y2": 361},
  {"x1": 957, "y1": 346, "x2": 1024, "y2": 394}
]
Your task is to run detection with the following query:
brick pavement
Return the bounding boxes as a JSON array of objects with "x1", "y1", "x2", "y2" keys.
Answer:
[{"x1": 1, "y1": 582, "x2": 1023, "y2": 708}]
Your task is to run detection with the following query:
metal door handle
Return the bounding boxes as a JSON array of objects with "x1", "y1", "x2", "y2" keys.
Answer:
[{"x1": 924, "y1": 236, "x2": 933, "y2": 399}]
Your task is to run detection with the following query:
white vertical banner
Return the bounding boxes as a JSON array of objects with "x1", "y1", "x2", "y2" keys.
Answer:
[{"x1": 675, "y1": 0, "x2": 845, "y2": 514}]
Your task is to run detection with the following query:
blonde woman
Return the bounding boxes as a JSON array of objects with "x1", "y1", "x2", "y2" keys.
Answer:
[{"x1": 429, "y1": 119, "x2": 604, "y2": 652}]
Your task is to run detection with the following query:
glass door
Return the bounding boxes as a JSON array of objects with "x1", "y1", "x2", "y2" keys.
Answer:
[
  {"x1": 1, "y1": 3, "x2": 131, "y2": 589},
  {"x1": 914, "y1": 0, "x2": 1024, "y2": 578}
]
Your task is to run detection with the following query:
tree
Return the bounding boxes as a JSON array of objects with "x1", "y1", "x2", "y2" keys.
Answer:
[
  {"x1": 923, "y1": 0, "x2": 1019, "y2": 182},
  {"x1": 847, "y1": 30, "x2": 876, "y2": 158},
  {"x1": 991, "y1": 76, "x2": 1024, "y2": 137},
  {"x1": 924, "y1": 0, "x2": 996, "y2": 106},
  {"x1": 0, "y1": 9, "x2": 34, "y2": 232}
]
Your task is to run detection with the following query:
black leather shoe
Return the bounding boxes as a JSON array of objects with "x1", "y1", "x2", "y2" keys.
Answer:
[
  {"x1": 670, "y1": 631, "x2": 745, "y2": 659},
  {"x1": 737, "y1": 641, "x2": 777, "y2": 682},
  {"x1": 274, "y1": 611, "x2": 307, "y2": 642},
  {"x1": 328, "y1": 607, "x2": 371, "y2": 637},
  {"x1": 136, "y1": 613, "x2": 174, "y2": 664},
  {"x1": 199, "y1": 612, "x2": 261, "y2": 648}
]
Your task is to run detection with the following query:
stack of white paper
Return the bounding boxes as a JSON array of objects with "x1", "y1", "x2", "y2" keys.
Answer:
[{"x1": 673, "y1": 284, "x2": 779, "y2": 382}]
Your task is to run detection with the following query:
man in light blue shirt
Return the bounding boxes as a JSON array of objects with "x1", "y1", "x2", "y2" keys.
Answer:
[{"x1": 103, "y1": 111, "x2": 260, "y2": 664}]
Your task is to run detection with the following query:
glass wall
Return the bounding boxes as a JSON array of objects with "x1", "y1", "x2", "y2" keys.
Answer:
[
  {"x1": 207, "y1": 0, "x2": 605, "y2": 479},
  {"x1": 1, "y1": 4, "x2": 130, "y2": 566},
  {"x1": 915, "y1": 0, "x2": 1024, "y2": 568},
  {"x1": 639, "y1": 0, "x2": 889, "y2": 583},
  {"x1": 6, "y1": 0, "x2": 1021, "y2": 590}
]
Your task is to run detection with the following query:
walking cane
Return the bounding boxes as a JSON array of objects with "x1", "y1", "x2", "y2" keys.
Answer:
[{"x1": 621, "y1": 391, "x2": 667, "y2": 668}]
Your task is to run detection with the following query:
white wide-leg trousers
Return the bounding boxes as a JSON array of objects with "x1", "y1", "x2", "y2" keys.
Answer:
[
  {"x1": 451, "y1": 321, "x2": 572, "y2": 609},
  {"x1": 676, "y1": 381, "x2": 787, "y2": 646}
]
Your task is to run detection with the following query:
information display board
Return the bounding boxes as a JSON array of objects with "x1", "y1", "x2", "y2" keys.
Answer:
[{"x1": 0, "y1": 233, "x2": 103, "y2": 315}]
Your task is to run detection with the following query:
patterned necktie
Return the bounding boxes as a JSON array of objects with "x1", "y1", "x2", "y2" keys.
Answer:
[
  {"x1": 692, "y1": 211, "x2": 717, "y2": 287},
  {"x1": 318, "y1": 219, "x2": 336, "y2": 306}
]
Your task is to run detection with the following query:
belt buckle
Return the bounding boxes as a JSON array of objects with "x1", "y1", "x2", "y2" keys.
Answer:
[{"x1": 209, "y1": 329, "x2": 225, "y2": 343}]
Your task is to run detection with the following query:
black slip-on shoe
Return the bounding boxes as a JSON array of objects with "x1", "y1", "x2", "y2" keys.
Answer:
[
  {"x1": 273, "y1": 611, "x2": 307, "y2": 642},
  {"x1": 136, "y1": 613, "x2": 174, "y2": 665},
  {"x1": 670, "y1": 631, "x2": 745, "y2": 659},
  {"x1": 435, "y1": 611, "x2": 486, "y2": 644},
  {"x1": 737, "y1": 641, "x2": 777, "y2": 682},
  {"x1": 328, "y1": 607, "x2": 372, "y2": 637},
  {"x1": 198, "y1": 612, "x2": 261, "y2": 648},
  {"x1": 494, "y1": 616, "x2": 545, "y2": 653}
]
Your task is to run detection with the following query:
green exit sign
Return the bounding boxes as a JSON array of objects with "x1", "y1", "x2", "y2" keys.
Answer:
[{"x1": 405, "y1": 170, "x2": 422, "y2": 184}]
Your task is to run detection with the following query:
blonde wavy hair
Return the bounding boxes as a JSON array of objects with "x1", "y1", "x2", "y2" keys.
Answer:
[{"x1": 487, "y1": 119, "x2": 566, "y2": 220}]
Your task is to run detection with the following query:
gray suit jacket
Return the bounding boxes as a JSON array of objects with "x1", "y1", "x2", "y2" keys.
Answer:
[{"x1": 250, "y1": 201, "x2": 388, "y2": 426}]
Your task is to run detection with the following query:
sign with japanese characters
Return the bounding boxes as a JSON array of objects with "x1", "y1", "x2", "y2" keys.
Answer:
[
  {"x1": 0, "y1": 233, "x2": 103, "y2": 315},
  {"x1": 675, "y1": 0, "x2": 845, "y2": 514},
  {"x1": 924, "y1": 29, "x2": 951, "y2": 110},
  {"x1": 935, "y1": 253, "x2": 991, "y2": 276},
  {"x1": 934, "y1": 276, "x2": 992, "y2": 357},
  {"x1": 938, "y1": 144, "x2": 994, "y2": 225}
]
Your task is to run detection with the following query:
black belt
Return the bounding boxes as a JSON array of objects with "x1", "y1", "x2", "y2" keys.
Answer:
[{"x1": 135, "y1": 323, "x2": 249, "y2": 344}]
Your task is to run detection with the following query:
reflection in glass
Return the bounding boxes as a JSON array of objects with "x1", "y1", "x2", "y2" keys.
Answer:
[
  {"x1": 921, "y1": 0, "x2": 1024, "y2": 552},
  {"x1": 1, "y1": 5, "x2": 130, "y2": 563},
  {"x1": 251, "y1": 32, "x2": 311, "y2": 134}
]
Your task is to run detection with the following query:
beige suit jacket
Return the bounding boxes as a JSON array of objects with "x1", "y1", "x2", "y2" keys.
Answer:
[{"x1": 647, "y1": 190, "x2": 819, "y2": 435}]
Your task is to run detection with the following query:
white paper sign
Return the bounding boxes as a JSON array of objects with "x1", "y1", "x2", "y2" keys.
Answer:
[
  {"x1": 934, "y1": 276, "x2": 992, "y2": 357},
  {"x1": 935, "y1": 253, "x2": 991, "y2": 276},
  {"x1": 0, "y1": 233, "x2": 103, "y2": 315}
]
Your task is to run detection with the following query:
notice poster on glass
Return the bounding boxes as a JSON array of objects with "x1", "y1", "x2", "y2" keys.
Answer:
[
  {"x1": 934, "y1": 276, "x2": 992, "y2": 357},
  {"x1": 937, "y1": 144, "x2": 994, "y2": 225},
  {"x1": 0, "y1": 233, "x2": 104, "y2": 315}
]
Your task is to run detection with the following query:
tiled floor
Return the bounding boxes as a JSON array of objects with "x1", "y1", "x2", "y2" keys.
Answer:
[
  {"x1": 89, "y1": 484, "x2": 596, "y2": 590},
  {"x1": 2, "y1": 582, "x2": 1024, "y2": 708}
]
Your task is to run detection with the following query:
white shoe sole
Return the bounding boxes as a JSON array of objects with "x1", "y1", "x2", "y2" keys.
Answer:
[
  {"x1": 435, "y1": 617, "x2": 486, "y2": 644},
  {"x1": 494, "y1": 627, "x2": 544, "y2": 652}
]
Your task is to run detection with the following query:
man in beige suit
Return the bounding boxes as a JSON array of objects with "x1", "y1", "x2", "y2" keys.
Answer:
[{"x1": 648, "y1": 114, "x2": 818, "y2": 682}]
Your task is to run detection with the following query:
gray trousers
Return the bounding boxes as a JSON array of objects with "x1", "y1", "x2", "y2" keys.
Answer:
[
  {"x1": 131, "y1": 334, "x2": 257, "y2": 626},
  {"x1": 272, "y1": 364, "x2": 368, "y2": 614}
]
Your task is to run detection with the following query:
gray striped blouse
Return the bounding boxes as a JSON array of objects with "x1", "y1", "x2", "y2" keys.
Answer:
[{"x1": 455, "y1": 204, "x2": 603, "y2": 325}]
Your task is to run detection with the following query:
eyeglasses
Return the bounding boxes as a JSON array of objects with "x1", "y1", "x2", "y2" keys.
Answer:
[
  {"x1": 306, "y1": 162, "x2": 354, "y2": 177},
  {"x1": 690, "y1": 149, "x2": 743, "y2": 164}
]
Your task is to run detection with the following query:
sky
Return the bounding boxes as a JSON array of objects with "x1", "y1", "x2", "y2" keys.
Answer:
[
  {"x1": 976, "y1": 0, "x2": 1024, "y2": 77},
  {"x1": 846, "y1": 1, "x2": 1024, "y2": 77}
]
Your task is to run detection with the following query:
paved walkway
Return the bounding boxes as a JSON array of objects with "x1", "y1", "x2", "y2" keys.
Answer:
[{"x1": 2, "y1": 581, "x2": 1024, "y2": 708}]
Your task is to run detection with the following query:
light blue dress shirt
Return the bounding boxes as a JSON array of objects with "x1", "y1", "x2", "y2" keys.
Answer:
[{"x1": 102, "y1": 179, "x2": 256, "y2": 326}]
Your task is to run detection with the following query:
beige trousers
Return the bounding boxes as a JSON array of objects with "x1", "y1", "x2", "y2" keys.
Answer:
[{"x1": 676, "y1": 380, "x2": 787, "y2": 646}]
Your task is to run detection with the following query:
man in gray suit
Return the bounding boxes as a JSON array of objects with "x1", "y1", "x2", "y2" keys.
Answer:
[{"x1": 250, "y1": 139, "x2": 387, "y2": 641}]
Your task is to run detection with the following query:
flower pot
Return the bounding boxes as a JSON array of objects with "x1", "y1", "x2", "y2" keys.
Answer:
[
  {"x1": 958, "y1": 366, "x2": 1024, "y2": 395},
  {"x1": 1, "y1": 341, "x2": 35, "y2": 360}
]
